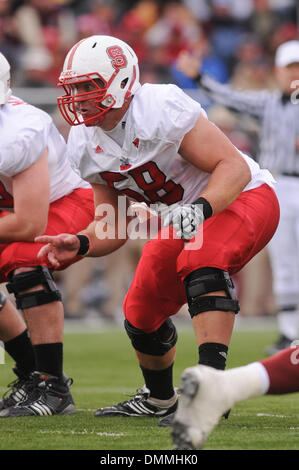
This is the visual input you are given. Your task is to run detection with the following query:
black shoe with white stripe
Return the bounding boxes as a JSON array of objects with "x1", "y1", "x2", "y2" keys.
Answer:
[
  {"x1": 94, "y1": 386, "x2": 178, "y2": 418},
  {"x1": 0, "y1": 367, "x2": 32, "y2": 410},
  {"x1": 0, "y1": 371, "x2": 75, "y2": 417}
]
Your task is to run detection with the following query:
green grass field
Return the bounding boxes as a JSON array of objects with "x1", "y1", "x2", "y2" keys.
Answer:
[{"x1": 0, "y1": 324, "x2": 298, "y2": 451}]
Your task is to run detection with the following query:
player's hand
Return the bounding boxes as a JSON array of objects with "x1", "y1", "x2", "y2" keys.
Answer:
[
  {"x1": 163, "y1": 204, "x2": 204, "y2": 240},
  {"x1": 35, "y1": 233, "x2": 80, "y2": 268},
  {"x1": 176, "y1": 51, "x2": 201, "y2": 79}
]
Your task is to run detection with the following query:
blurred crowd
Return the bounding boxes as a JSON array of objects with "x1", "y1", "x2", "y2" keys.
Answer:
[{"x1": 1, "y1": 0, "x2": 298, "y2": 322}]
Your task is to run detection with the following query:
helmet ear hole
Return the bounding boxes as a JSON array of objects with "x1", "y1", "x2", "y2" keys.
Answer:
[{"x1": 121, "y1": 78, "x2": 129, "y2": 89}]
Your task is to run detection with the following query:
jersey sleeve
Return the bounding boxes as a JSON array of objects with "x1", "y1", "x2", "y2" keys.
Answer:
[
  {"x1": 0, "y1": 109, "x2": 51, "y2": 177},
  {"x1": 138, "y1": 84, "x2": 203, "y2": 149}
]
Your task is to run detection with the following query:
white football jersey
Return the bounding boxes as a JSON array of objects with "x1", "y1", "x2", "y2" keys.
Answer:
[
  {"x1": 67, "y1": 83, "x2": 275, "y2": 210},
  {"x1": 0, "y1": 96, "x2": 89, "y2": 209}
]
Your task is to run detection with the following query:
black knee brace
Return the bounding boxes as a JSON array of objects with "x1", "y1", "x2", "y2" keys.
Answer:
[
  {"x1": 0, "y1": 291, "x2": 7, "y2": 311},
  {"x1": 184, "y1": 267, "x2": 240, "y2": 318},
  {"x1": 6, "y1": 266, "x2": 62, "y2": 310},
  {"x1": 124, "y1": 318, "x2": 178, "y2": 356}
]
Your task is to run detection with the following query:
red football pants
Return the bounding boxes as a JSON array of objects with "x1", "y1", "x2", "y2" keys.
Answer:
[
  {"x1": 0, "y1": 188, "x2": 94, "y2": 282},
  {"x1": 124, "y1": 184, "x2": 280, "y2": 332}
]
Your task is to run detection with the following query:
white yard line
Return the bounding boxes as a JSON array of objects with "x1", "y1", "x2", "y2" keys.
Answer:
[{"x1": 39, "y1": 429, "x2": 125, "y2": 437}]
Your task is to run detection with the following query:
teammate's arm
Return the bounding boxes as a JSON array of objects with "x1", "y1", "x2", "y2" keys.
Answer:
[
  {"x1": 0, "y1": 150, "x2": 50, "y2": 242},
  {"x1": 179, "y1": 113, "x2": 251, "y2": 215}
]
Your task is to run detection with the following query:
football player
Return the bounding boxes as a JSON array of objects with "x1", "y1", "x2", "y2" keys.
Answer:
[
  {"x1": 0, "y1": 52, "x2": 94, "y2": 417},
  {"x1": 36, "y1": 35, "x2": 280, "y2": 424},
  {"x1": 171, "y1": 344, "x2": 299, "y2": 449}
]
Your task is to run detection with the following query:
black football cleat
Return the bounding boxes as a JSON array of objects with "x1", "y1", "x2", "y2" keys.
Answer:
[
  {"x1": 94, "y1": 386, "x2": 178, "y2": 418},
  {"x1": 0, "y1": 367, "x2": 33, "y2": 410},
  {"x1": 0, "y1": 371, "x2": 75, "y2": 417}
]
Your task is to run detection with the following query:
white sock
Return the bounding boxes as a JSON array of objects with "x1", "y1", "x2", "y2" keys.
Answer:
[
  {"x1": 147, "y1": 391, "x2": 177, "y2": 408},
  {"x1": 278, "y1": 311, "x2": 299, "y2": 340},
  {"x1": 225, "y1": 362, "x2": 270, "y2": 403}
]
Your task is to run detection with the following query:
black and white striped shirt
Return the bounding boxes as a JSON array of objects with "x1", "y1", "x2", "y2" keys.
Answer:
[{"x1": 199, "y1": 75, "x2": 299, "y2": 175}]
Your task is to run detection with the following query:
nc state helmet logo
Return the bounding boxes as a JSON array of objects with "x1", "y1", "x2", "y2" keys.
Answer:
[{"x1": 106, "y1": 46, "x2": 128, "y2": 70}]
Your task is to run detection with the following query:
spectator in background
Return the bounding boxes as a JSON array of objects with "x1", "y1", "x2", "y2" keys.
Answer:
[
  {"x1": 0, "y1": 0, "x2": 22, "y2": 68},
  {"x1": 144, "y1": 1, "x2": 201, "y2": 67},
  {"x1": 230, "y1": 36, "x2": 277, "y2": 91},
  {"x1": 13, "y1": 0, "x2": 77, "y2": 87},
  {"x1": 171, "y1": 35, "x2": 229, "y2": 89},
  {"x1": 76, "y1": 0, "x2": 118, "y2": 39}
]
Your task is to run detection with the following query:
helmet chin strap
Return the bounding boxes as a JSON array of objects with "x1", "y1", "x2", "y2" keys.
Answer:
[{"x1": 83, "y1": 113, "x2": 105, "y2": 126}]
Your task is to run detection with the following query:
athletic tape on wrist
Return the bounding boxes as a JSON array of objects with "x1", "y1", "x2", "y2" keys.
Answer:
[
  {"x1": 193, "y1": 197, "x2": 213, "y2": 220},
  {"x1": 76, "y1": 235, "x2": 90, "y2": 256}
]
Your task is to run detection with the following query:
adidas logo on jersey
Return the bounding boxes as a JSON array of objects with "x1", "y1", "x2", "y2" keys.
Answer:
[
  {"x1": 95, "y1": 145, "x2": 103, "y2": 154},
  {"x1": 133, "y1": 138, "x2": 139, "y2": 148}
]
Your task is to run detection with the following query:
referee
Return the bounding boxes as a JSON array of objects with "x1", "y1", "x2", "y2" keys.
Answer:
[{"x1": 176, "y1": 40, "x2": 299, "y2": 354}]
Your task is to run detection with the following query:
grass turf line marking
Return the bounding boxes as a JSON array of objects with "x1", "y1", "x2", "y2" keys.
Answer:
[{"x1": 39, "y1": 429, "x2": 125, "y2": 437}]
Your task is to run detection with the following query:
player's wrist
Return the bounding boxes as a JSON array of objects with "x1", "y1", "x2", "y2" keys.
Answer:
[
  {"x1": 192, "y1": 197, "x2": 213, "y2": 220},
  {"x1": 76, "y1": 234, "x2": 91, "y2": 256}
]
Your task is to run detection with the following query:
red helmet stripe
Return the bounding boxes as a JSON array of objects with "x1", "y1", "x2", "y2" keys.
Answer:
[
  {"x1": 124, "y1": 65, "x2": 136, "y2": 101},
  {"x1": 66, "y1": 39, "x2": 87, "y2": 70}
]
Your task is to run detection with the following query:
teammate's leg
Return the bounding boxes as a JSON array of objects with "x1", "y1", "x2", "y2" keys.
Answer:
[
  {"x1": 260, "y1": 345, "x2": 299, "y2": 393},
  {"x1": 172, "y1": 346, "x2": 299, "y2": 449},
  {"x1": 0, "y1": 265, "x2": 75, "y2": 418},
  {"x1": 8, "y1": 266, "x2": 64, "y2": 378},
  {"x1": 0, "y1": 189, "x2": 94, "y2": 417},
  {"x1": 0, "y1": 292, "x2": 36, "y2": 409}
]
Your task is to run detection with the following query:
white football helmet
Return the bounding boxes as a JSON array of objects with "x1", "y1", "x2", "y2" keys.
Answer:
[
  {"x1": 0, "y1": 52, "x2": 12, "y2": 105},
  {"x1": 57, "y1": 35, "x2": 141, "y2": 126}
]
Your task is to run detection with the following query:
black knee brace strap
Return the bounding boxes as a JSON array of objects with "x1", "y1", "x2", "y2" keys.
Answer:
[
  {"x1": 124, "y1": 318, "x2": 178, "y2": 356},
  {"x1": 6, "y1": 266, "x2": 62, "y2": 310},
  {"x1": 0, "y1": 291, "x2": 7, "y2": 311},
  {"x1": 184, "y1": 267, "x2": 240, "y2": 318}
]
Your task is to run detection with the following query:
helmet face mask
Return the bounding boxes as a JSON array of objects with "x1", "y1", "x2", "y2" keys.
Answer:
[
  {"x1": 58, "y1": 73, "x2": 116, "y2": 126},
  {"x1": 57, "y1": 35, "x2": 140, "y2": 126}
]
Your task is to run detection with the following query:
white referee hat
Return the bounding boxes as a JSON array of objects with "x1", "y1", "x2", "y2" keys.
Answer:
[{"x1": 275, "y1": 40, "x2": 299, "y2": 67}]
